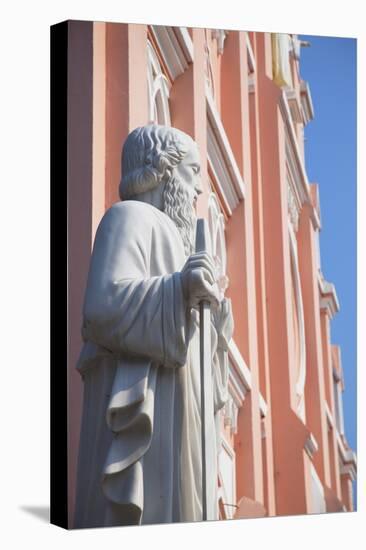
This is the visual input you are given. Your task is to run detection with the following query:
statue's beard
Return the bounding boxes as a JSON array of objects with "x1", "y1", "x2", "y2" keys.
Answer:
[{"x1": 162, "y1": 175, "x2": 196, "y2": 256}]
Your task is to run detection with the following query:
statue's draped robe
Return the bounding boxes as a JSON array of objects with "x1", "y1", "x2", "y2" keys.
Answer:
[{"x1": 74, "y1": 201, "x2": 227, "y2": 528}]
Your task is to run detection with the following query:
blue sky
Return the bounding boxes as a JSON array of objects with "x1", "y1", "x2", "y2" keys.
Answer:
[{"x1": 298, "y1": 36, "x2": 357, "y2": 459}]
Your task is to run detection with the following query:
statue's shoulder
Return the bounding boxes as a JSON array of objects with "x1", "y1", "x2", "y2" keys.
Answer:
[
  {"x1": 99, "y1": 200, "x2": 176, "y2": 243},
  {"x1": 102, "y1": 200, "x2": 157, "y2": 227}
]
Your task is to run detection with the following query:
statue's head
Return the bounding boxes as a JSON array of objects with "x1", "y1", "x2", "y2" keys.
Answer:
[{"x1": 119, "y1": 124, "x2": 202, "y2": 255}]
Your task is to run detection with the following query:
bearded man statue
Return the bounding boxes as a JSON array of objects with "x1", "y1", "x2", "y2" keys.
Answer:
[{"x1": 74, "y1": 124, "x2": 234, "y2": 528}]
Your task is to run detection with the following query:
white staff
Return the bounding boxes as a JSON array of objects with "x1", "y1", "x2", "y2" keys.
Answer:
[{"x1": 195, "y1": 218, "x2": 215, "y2": 521}]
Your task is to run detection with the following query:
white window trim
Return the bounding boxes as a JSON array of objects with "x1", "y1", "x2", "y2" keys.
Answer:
[
  {"x1": 206, "y1": 86, "x2": 246, "y2": 215},
  {"x1": 147, "y1": 41, "x2": 171, "y2": 126},
  {"x1": 150, "y1": 26, "x2": 191, "y2": 81},
  {"x1": 288, "y1": 221, "x2": 306, "y2": 420}
]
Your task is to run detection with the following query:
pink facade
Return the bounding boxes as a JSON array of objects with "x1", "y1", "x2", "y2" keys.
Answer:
[{"x1": 67, "y1": 21, "x2": 356, "y2": 527}]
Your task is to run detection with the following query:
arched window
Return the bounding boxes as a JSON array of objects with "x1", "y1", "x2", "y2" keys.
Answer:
[
  {"x1": 204, "y1": 30, "x2": 215, "y2": 99},
  {"x1": 289, "y1": 224, "x2": 306, "y2": 420},
  {"x1": 147, "y1": 41, "x2": 171, "y2": 125},
  {"x1": 208, "y1": 193, "x2": 228, "y2": 300},
  {"x1": 208, "y1": 193, "x2": 237, "y2": 519}
]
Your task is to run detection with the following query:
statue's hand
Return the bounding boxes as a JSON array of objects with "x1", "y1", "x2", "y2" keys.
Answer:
[
  {"x1": 211, "y1": 298, "x2": 234, "y2": 351},
  {"x1": 181, "y1": 252, "x2": 220, "y2": 309}
]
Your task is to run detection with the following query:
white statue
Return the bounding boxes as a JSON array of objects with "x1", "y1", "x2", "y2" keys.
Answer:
[{"x1": 74, "y1": 124, "x2": 233, "y2": 528}]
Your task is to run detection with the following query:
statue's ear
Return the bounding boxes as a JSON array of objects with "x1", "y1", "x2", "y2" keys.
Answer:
[{"x1": 164, "y1": 165, "x2": 173, "y2": 180}]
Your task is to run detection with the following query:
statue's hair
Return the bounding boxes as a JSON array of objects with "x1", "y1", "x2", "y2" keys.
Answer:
[{"x1": 119, "y1": 124, "x2": 192, "y2": 200}]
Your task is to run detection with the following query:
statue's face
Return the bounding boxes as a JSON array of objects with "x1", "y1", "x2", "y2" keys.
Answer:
[
  {"x1": 174, "y1": 143, "x2": 203, "y2": 210},
  {"x1": 161, "y1": 137, "x2": 202, "y2": 256}
]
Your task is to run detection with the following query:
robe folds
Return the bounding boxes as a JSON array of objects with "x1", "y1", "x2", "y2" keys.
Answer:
[{"x1": 74, "y1": 200, "x2": 225, "y2": 528}]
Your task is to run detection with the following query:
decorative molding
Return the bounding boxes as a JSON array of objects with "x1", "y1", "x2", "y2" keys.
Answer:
[
  {"x1": 228, "y1": 339, "x2": 267, "y2": 418},
  {"x1": 150, "y1": 26, "x2": 192, "y2": 81},
  {"x1": 285, "y1": 133, "x2": 308, "y2": 207},
  {"x1": 221, "y1": 434, "x2": 236, "y2": 461},
  {"x1": 218, "y1": 438, "x2": 237, "y2": 519},
  {"x1": 280, "y1": 91, "x2": 309, "y2": 201},
  {"x1": 246, "y1": 33, "x2": 256, "y2": 74},
  {"x1": 288, "y1": 223, "x2": 306, "y2": 419},
  {"x1": 224, "y1": 396, "x2": 239, "y2": 435},
  {"x1": 228, "y1": 340, "x2": 251, "y2": 390},
  {"x1": 206, "y1": 87, "x2": 246, "y2": 215},
  {"x1": 340, "y1": 462, "x2": 357, "y2": 482},
  {"x1": 208, "y1": 193, "x2": 229, "y2": 300},
  {"x1": 204, "y1": 31, "x2": 216, "y2": 98},
  {"x1": 300, "y1": 80, "x2": 314, "y2": 124},
  {"x1": 325, "y1": 401, "x2": 334, "y2": 429},
  {"x1": 176, "y1": 27, "x2": 194, "y2": 63},
  {"x1": 319, "y1": 274, "x2": 340, "y2": 319},
  {"x1": 261, "y1": 417, "x2": 266, "y2": 439},
  {"x1": 336, "y1": 431, "x2": 357, "y2": 468},
  {"x1": 309, "y1": 184, "x2": 322, "y2": 228},
  {"x1": 207, "y1": 192, "x2": 245, "y2": 434},
  {"x1": 272, "y1": 33, "x2": 293, "y2": 88},
  {"x1": 208, "y1": 192, "x2": 238, "y2": 436},
  {"x1": 333, "y1": 380, "x2": 343, "y2": 435},
  {"x1": 228, "y1": 339, "x2": 250, "y2": 406},
  {"x1": 259, "y1": 395, "x2": 268, "y2": 418},
  {"x1": 147, "y1": 41, "x2": 171, "y2": 126},
  {"x1": 213, "y1": 29, "x2": 229, "y2": 55},
  {"x1": 305, "y1": 432, "x2": 319, "y2": 459},
  {"x1": 335, "y1": 378, "x2": 346, "y2": 436},
  {"x1": 289, "y1": 36, "x2": 301, "y2": 61},
  {"x1": 248, "y1": 73, "x2": 256, "y2": 94},
  {"x1": 285, "y1": 88, "x2": 303, "y2": 125},
  {"x1": 333, "y1": 365, "x2": 341, "y2": 383},
  {"x1": 331, "y1": 346, "x2": 344, "y2": 386},
  {"x1": 280, "y1": 91, "x2": 320, "y2": 231},
  {"x1": 287, "y1": 180, "x2": 300, "y2": 232},
  {"x1": 207, "y1": 194, "x2": 267, "y2": 434}
]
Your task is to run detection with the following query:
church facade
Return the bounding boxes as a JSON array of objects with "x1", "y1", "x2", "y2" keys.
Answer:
[{"x1": 66, "y1": 21, "x2": 356, "y2": 527}]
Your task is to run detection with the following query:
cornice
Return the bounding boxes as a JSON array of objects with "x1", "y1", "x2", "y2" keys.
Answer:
[
  {"x1": 246, "y1": 33, "x2": 256, "y2": 74},
  {"x1": 337, "y1": 431, "x2": 357, "y2": 474},
  {"x1": 318, "y1": 274, "x2": 340, "y2": 318},
  {"x1": 228, "y1": 339, "x2": 267, "y2": 418},
  {"x1": 309, "y1": 183, "x2": 322, "y2": 229},
  {"x1": 300, "y1": 80, "x2": 315, "y2": 125},
  {"x1": 279, "y1": 91, "x2": 308, "y2": 200},
  {"x1": 340, "y1": 462, "x2": 357, "y2": 481},
  {"x1": 325, "y1": 401, "x2": 334, "y2": 428},
  {"x1": 304, "y1": 432, "x2": 319, "y2": 459},
  {"x1": 176, "y1": 27, "x2": 194, "y2": 62},
  {"x1": 285, "y1": 88, "x2": 303, "y2": 125},
  {"x1": 279, "y1": 91, "x2": 320, "y2": 231},
  {"x1": 150, "y1": 26, "x2": 193, "y2": 81},
  {"x1": 228, "y1": 339, "x2": 251, "y2": 395},
  {"x1": 206, "y1": 87, "x2": 246, "y2": 215},
  {"x1": 213, "y1": 29, "x2": 229, "y2": 55}
]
